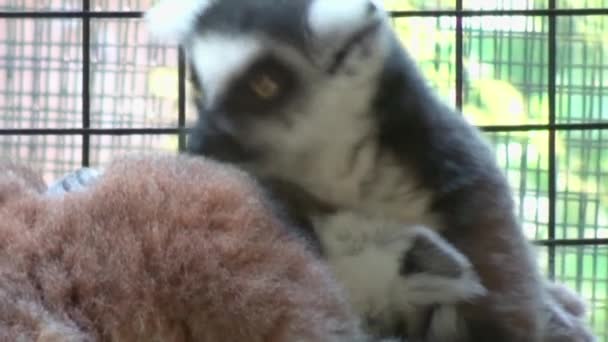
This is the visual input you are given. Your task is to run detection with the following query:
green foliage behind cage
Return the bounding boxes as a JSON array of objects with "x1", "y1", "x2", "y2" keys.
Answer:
[{"x1": 382, "y1": 0, "x2": 607, "y2": 339}]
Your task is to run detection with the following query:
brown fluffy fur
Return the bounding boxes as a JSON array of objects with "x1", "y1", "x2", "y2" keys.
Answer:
[{"x1": 0, "y1": 153, "x2": 370, "y2": 342}]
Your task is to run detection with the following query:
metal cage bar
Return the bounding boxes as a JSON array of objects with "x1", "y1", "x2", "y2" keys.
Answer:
[
  {"x1": 1, "y1": 8, "x2": 608, "y2": 18},
  {"x1": 0, "y1": 4, "x2": 606, "y2": 251},
  {"x1": 1, "y1": 2, "x2": 607, "y2": 339},
  {"x1": 547, "y1": 0, "x2": 557, "y2": 279},
  {"x1": 81, "y1": 0, "x2": 91, "y2": 167}
]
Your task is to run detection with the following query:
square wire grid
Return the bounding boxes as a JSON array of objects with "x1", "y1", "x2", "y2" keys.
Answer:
[{"x1": 0, "y1": 0, "x2": 607, "y2": 339}]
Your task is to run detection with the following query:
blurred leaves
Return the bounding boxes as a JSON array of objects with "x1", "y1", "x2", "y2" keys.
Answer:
[
  {"x1": 148, "y1": 67, "x2": 178, "y2": 100},
  {"x1": 464, "y1": 79, "x2": 527, "y2": 126},
  {"x1": 383, "y1": 3, "x2": 607, "y2": 336}
]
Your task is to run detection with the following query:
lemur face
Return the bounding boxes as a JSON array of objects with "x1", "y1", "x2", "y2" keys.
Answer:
[{"x1": 147, "y1": 0, "x2": 394, "y2": 173}]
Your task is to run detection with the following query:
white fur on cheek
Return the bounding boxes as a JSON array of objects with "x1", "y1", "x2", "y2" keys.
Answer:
[
  {"x1": 145, "y1": 0, "x2": 212, "y2": 42},
  {"x1": 190, "y1": 34, "x2": 261, "y2": 105}
]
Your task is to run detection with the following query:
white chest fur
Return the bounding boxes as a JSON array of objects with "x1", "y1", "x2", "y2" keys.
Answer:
[
  {"x1": 313, "y1": 212, "x2": 411, "y2": 332},
  {"x1": 313, "y1": 211, "x2": 486, "y2": 337}
]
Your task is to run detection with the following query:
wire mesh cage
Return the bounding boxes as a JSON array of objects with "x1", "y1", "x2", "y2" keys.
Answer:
[{"x1": 1, "y1": 0, "x2": 607, "y2": 339}]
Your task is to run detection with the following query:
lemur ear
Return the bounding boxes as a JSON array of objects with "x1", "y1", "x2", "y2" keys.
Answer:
[
  {"x1": 145, "y1": 0, "x2": 212, "y2": 43},
  {"x1": 400, "y1": 227, "x2": 470, "y2": 278}
]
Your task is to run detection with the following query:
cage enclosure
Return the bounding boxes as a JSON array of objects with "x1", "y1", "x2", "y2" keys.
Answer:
[{"x1": 0, "y1": 0, "x2": 607, "y2": 339}]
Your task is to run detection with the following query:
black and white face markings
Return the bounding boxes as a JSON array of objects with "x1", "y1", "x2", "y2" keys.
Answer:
[
  {"x1": 148, "y1": 0, "x2": 393, "y2": 177},
  {"x1": 146, "y1": 1, "x2": 592, "y2": 341}
]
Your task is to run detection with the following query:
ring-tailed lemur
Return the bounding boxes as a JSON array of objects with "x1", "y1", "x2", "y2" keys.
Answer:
[
  {"x1": 47, "y1": 169, "x2": 595, "y2": 341},
  {"x1": 51, "y1": 0, "x2": 595, "y2": 340},
  {"x1": 141, "y1": 0, "x2": 595, "y2": 341}
]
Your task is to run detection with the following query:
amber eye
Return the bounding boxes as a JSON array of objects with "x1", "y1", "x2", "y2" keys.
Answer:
[{"x1": 249, "y1": 74, "x2": 279, "y2": 99}]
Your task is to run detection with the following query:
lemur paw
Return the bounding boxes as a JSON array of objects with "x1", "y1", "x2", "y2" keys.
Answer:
[
  {"x1": 393, "y1": 226, "x2": 486, "y2": 307},
  {"x1": 46, "y1": 167, "x2": 103, "y2": 196},
  {"x1": 544, "y1": 282, "x2": 597, "y2": 342},
  {"x1": 391, "y1": 227, "x2": 486, "y2": 341},
  {"x1": 543, "y1": 303, "x2": 596, "y2": 342}
]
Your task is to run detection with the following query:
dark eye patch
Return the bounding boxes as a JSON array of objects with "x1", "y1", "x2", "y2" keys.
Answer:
[{"x1": 220, "y1": 54, "x2": 297, "y2": 115}]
